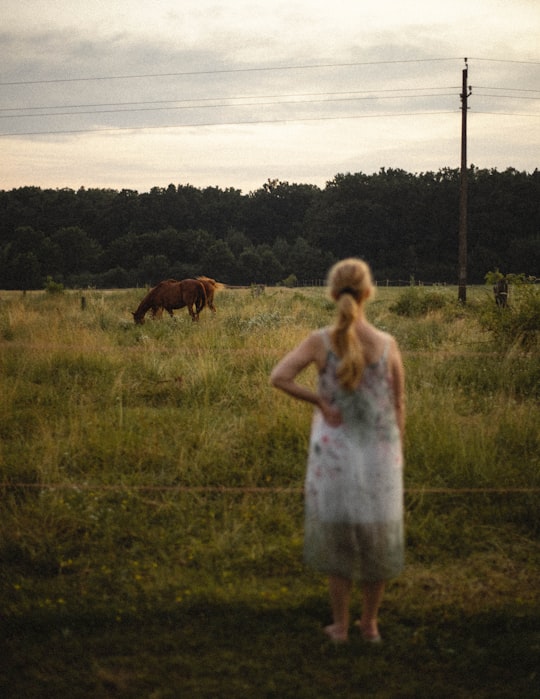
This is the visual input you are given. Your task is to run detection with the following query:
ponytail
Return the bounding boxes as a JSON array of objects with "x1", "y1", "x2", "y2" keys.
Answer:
[
  {"x1": 330, "y1": 294, "x2": 365, "y2": 390},
  {"x1": 326, "y1": 258, "x2": 374, "y2": 390}
]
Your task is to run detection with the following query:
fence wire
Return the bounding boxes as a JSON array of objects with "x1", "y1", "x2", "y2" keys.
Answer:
[{"x1": 1, "y1": 482, "x2": 538, "y2": 495}]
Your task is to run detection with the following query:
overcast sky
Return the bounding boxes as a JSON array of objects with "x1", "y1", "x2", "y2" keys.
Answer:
[{"x1": 1, "y1": 0, "x2": 539, "y2": 194}]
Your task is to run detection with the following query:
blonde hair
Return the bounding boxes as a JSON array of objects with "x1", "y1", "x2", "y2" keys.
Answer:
[{"x1": 327, "y1": 258, "x2": 374, "y2": 390}]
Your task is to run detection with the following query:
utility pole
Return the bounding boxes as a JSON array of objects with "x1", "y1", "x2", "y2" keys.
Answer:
[{"x1": 458, "y1": 58, "x2": 472, "y2": 304}]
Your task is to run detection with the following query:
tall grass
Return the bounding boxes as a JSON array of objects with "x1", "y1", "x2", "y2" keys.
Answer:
[{"x1": 0, "y1": 285, "x2": 538, "y2": 698}]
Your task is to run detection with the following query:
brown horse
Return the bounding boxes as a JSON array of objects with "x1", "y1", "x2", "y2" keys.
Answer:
[
  {"x1": 195, "y1": 276, "x2": 224, "y2": 313},
  {"x1": 132, "y1": 278, "x2": 207, "y2": 324},
  {"x1": 147, "y1": 275, "x2": 223, "y2": 317}
]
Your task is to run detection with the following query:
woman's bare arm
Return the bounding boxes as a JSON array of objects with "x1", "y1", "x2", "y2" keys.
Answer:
[
  {"x1": 389, "y1": 337, "x2": 406, "y2": 439},
  {"x1": 270, "y1": 332, "x2": 342, "y2": 426}
]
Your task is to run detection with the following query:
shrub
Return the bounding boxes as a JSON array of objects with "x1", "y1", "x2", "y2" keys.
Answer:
[
  {"x1": 281, "y1": 274, "x2": 297, "y2": 288},
  {"x1": 44, "y1": 276, "x2": 64, "y2": 294},
  {"x1": 479, "y1": 277, "x2": 540, "y2": 350},
  {"x1": 389, "y1": 286, "x2": 449, "y2": 317}
]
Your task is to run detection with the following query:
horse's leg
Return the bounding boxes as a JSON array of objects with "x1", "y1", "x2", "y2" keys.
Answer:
[
  {"x1": 206, "y1": 293, "x2": 216, "y2": 313},
  {"x1": 195, "y1": 296, "x2": 205, "y2": 317},
  {"x1": 188, "y1": 304, "x2": 198, "y2": 321}
]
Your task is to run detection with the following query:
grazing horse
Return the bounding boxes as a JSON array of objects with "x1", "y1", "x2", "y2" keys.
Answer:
[
  {"x1": 132, "y1": 278, "x2": 207, "y2": 324},
  {"x1": 195, "y1": 276, "x2": 224, "y2": 313}
]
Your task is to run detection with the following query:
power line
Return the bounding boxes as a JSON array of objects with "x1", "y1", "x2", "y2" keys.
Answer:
[
  {"x1": 0, "y1": 110, "x2": 459, "y2": 138},
  {"x1": 2, "y1": 56, "x2": 537, "y2": 89},
  {"x1": 1, "y1": 57, "x2": 537, "y2": 137},
  {"x1": 0, "y1": 93, "x2": 459, "y2": 121},
  {"x1": 475, "y1": 86, "x2": 540, "y2": 94},
  {"x1": 471, "y1": 110, "x2": 540, "y2": 118},
  {"x1": 0, "y1": 86, "x2": 461, "y2": 114},
  {"x1": 468, "y1": 57, "x2": 540, "y2": 65},
  {"x1": 0, "y1": 57, "x2": 462, "y2": 87},
  {"x1": 474, "y1": 93, "x2": 540, "y2": 101}
]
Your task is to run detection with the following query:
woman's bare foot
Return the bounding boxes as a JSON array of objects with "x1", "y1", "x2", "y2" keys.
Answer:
[
  {"x1": 354, "y1": 620, "x2": 382, "y2": 643},
  {"x1": 324, "y1": 624, "x2": 348, "y2": 643}
]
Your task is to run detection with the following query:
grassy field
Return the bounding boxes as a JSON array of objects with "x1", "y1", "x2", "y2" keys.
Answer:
[{"x1": 0, "y1": 283, "x2": 538, "y2": 698}]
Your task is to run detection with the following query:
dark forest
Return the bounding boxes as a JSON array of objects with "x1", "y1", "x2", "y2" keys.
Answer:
[{"x1": 1, "y1": 166, "x2": 538, "y2": 289}]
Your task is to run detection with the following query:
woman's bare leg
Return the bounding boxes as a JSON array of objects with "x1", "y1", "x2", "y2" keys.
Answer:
[
  {"x1": 324, "y1": 575, "x2": 353, "y2": 641},
  {"x1": 356, "y1": 581, "x2": 385, "y2": 640}
]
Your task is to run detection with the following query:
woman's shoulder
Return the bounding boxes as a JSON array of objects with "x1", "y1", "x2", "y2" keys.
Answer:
[
  {"x1": 357, "y1": 323, "x2": 387, "y2": 344},
  {"x1": 382, "y1": 329, "x2": 399, "y2": 348},
  {"x1": 370, "y1": 326, "x2": 399, "y2": 347},
  {"x1": 306, "y1": 327, "x2": 333, "y2": 369},
  {"x1": 304, "y1": 327, "x2": 331, "y2": 348},
  {"x1": 360, "y1": 326, "x2": 398, "y2": 364},
  {"x1": 378, "y1": 330, "x2": 403, "y2": 366}
]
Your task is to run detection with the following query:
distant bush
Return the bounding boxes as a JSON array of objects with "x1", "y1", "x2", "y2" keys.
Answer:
[
  {"x1": 281, "y1": 274, "x2": 297, "y2": 288},
  {"x1": 479, "y1": 275, "x2": 539, "y2": 350},
  {"x1": 389, "y1": 286, "x2": 449, "y2": 317},
  {"x1": 44, "y1": 276, "x2": 64, "y2": 294}
]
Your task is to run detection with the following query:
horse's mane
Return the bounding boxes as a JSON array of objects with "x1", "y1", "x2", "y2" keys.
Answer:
[{"x1": 196, "y1": 276, "x2": 225, "y2": 290}]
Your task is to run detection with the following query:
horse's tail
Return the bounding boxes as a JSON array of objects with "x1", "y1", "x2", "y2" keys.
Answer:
[{"x1": 195, "y1": 282, "x2": 207, "y2": 315}]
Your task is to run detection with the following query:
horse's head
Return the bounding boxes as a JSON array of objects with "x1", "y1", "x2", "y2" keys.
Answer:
[{"x1": 132, "y1": 311, "x2": 145, "y2": 325}]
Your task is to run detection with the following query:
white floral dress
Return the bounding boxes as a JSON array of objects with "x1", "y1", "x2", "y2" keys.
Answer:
[{"x1": 304, "y1": 329, "x2": 404, "y2": 582}]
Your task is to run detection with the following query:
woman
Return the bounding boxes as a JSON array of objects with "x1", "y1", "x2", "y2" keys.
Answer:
[{"x1": 270, "y1": 258, "x2": 405, "y2": 643}]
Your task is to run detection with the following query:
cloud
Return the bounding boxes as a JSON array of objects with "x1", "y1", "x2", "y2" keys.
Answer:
[{"x1": 0, "y1": 0, "x2": 538, "y2": 192}]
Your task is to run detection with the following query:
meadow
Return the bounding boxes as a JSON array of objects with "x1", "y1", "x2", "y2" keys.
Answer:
[{"x1": 0, "y1": 282, "x2": 538, "y2": 698}]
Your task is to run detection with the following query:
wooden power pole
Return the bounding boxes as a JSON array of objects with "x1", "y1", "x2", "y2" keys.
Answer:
[{"x1": 458, "y1": 59, "x2": 471, "y2": 304}]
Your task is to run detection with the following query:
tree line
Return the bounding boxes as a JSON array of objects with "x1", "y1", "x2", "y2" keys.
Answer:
[{"x1": 0, "y1": 166, "x2": 538, "y2": 290}]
